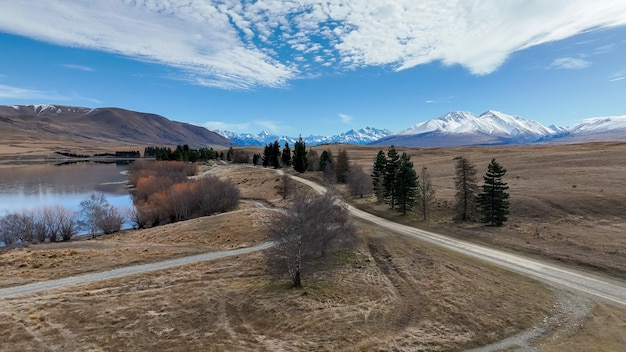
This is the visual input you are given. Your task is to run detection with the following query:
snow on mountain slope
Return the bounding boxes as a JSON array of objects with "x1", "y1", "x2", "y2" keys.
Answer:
[
  {"x1": 568, "y1": 116, "x2": 626, "y2": 134},
  {"x1": 395, "y1": 110, "x2": 556, "y2": 140}
]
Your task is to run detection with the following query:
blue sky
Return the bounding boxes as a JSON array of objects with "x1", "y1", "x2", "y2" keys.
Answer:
[{"x1": 0, "y1": 1, "x2": 625, "y2": 137}]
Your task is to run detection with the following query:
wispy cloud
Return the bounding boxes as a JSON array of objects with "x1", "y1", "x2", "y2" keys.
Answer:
[
  {"x1": 338, "y1": 113, "x2": 353, "y2": 124},
  {"x1": 549, "y1": 57, "x2": 591, "y2": 70},
  {"x1": 255, "y1": 120, "x2": 283, "y2": 133},
  {"x1": 608, "y1": 71, "x2": 626, "y2": 82},
  {"x1": 202, "y1": 121, "x2": 251, "y2": 132},
  {"x1": 61, "y1": 64, "x2": 94, "y2": 72},
  {"x1": 1, "y1": 1, "x2": 625, "y2": 88},
  {"x1": 0, "y1": 83, "x2": 67, "y2": 100},
  {"x1": 593, "y1": 43, "x2": 615, "y2": 55}
]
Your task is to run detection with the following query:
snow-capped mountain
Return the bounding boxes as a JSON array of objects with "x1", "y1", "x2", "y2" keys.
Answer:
[
  {"x1": 568, "y1": 116, "x2": 626, "y2": 134},
  {"x1": 218, "y1": 127, "x2": 392, "y2": 146},
  {"x1": 372, "y1": 110, "x2": 562, "y2": 147}
]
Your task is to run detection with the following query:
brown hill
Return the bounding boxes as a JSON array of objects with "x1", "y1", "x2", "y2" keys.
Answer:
[{"x1": 0, "y1": 104, "x2": 234, "y2": 151}]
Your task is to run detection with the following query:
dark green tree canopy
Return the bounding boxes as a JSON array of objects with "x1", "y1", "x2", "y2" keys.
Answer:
[
  {"x1": 281, "y1": 141, "x2": 292, "y2": 167},
  {"x1": 371, "y1": 150, "x2": 387, "y2": 202},
  {"x1": 477, "y1": 158, "x2": 510, "y2": 226},
  {"x1": 292, "y1": 136, "x2": 308, "y2": 173},
  {"x1": 384, "y1": 145, "x2": 400, "y2": 208},
  {"x1": 394, "y1": 152, "x2": 418, "y2": 215}
]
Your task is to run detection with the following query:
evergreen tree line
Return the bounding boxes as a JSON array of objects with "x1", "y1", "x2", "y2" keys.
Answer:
[
  {"x1": 371, "y1": 146, "x2": 434, "y2": 218},
  {"x1": 144, "y1": 145, "x2": 250, "y2": 164},
  {"x1": 370, "y1": 147, "x2": 509, "y2": 225},
  {"x1": 259, "y1": 137, "x2": 309, "y2": 173}
]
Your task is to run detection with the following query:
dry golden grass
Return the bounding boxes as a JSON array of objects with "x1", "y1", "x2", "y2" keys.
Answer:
[
  {"x1": 297, "y1": 142, "x2": 626, "y2": 280},
  {"x1": 0, "y1": 223, "x2": 555, "y2": 351},
  {"x1": 1, "y1": 147, "x2": 625, "y2": 351}
]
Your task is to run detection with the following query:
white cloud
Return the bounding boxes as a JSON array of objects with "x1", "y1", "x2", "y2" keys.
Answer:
[
  {"x1": 1, "y1": 1, "x2": 625, "y2": 87},
  {"x1": 550, "y1": 57, "x2": 591, "y2": 69},
  {"x1": 62, "y1": 64, "x2": 94, "y2": 72},
  {"x1": 338, "y1": 113, "x2": 353, "y2": 123}
]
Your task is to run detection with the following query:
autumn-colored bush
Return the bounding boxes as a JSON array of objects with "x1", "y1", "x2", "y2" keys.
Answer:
[{"x1": 129, "y1": 161, "x2": 239, "y2": 227}]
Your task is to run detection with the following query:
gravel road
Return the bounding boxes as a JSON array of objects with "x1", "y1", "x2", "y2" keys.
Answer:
[
  {"x1": 291, "y1": 174, "x2": 626, "y2": 307},
  {"x1": 0, "y1": 242, "x2": 274, "y2": 299}
]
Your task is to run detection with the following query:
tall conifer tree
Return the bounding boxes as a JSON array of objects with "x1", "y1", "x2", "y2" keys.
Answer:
[
  {"x1": 394, "y1": 152, "x2": 418, "y2": 215},
  {"x1": 384, "y1": 146, "x2": 400, "y2": 208},
  {"x1": 477, "y1": 158, "x2": 510, "y2": 226},
  {"x1": 292, "y1": 136, "x2": 308, "y2": 173},
  {"x1": 371, "y1": 150, "x2": 387, "y2": 202}
]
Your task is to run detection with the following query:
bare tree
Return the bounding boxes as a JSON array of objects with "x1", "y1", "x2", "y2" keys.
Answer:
[
  {"x1": 454, "y1": 156, "x2": 479, "y2": 221},
  {"x1": 416, "y1": 166, "x2": 436, "y2": 221},
  {"x1": 346, "y1": 166, "x2": 372, "y2": 198},
  {"x1": 49, "y1": 205, "x2": 79, "y2": 241},
  {"x1": 80, "y1": 193, "x2": 124, "y2": 237},
  {"x1": 266, "y1": 191, "x2": 357, "y2": 288},
  {"x1": 0, "y1": 212, "x2": 26, "y2": 245},
  {"x1": 95, "y1": 206, "x2": 125, "y2": 234},
  {"x1": 278, "y1": 173, "x2": 294, "y2": 200}
]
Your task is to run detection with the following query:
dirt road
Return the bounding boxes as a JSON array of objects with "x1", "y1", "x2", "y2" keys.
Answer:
[
  {"x1": 0, "y1": 242, "x2": 273, "y2": 299},
  {"x1": 291, "y1": 174, "x2": 626, "y2": 307}
]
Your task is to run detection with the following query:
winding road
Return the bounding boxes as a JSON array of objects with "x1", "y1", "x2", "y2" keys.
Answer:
[{"x1": 291, "y1": 174, "x2": 626, "y2": 307}]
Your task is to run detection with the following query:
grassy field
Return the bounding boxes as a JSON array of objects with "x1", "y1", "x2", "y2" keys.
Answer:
[{"x1": 1, "y1": 143, "x2": 626, "y2": 350}]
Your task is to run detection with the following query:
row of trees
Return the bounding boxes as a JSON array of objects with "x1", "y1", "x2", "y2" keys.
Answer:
[
  {"x1": 370, "y1": 148, "x2": 509, "y2": 226},
  {"x1": 129, "y1": 160, "x2": 240, "y2": 227},
  {"x1": 260, "y1": 138, "x2": 308, "y2": 173},
  {"x1": 0, "y1": 193, "x2": 125, "y2": 245}
]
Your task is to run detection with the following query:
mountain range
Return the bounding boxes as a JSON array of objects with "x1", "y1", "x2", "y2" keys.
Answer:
[
  {"x1": 0, "y1": 104, "x2": 233, "y2": 149},
  {"x1": 1, "y1": 105, "x2": 625, "y2": 151},
  {"x1": 224, "y1": 110, "x2": 626, "y2": 147},
  {"x1": 217, "y1": 127, "x2": 392, "y2": 147}
]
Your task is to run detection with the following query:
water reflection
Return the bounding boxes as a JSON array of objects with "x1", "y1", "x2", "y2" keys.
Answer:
[{"x1": 0, "y1": 162, "x2": 133, "y2": 213}]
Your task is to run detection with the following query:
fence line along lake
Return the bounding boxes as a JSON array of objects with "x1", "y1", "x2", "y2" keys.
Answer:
[{"x1": 0, "y1": 161, "x2": 134, "y2": 214}]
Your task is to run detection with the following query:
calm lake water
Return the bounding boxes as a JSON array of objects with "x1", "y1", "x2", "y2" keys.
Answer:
[{"x1": 0, "y1": 162, "x2": 133, "y2": 215}]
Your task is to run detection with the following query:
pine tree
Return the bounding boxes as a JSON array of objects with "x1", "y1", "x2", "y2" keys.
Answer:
[
  {"x1": 292, "y1": 136, "x2": 308, "y2": 173},
  {"x1": 319, "y1": 150, "x2": 333, "y2": 171},
  {"x1": 384, "y1": 146, "x2": 400, "y2": 208},
  {"x1": 262, "y1": 144, "x2": 271, "y2": 167},
  {"x1": 281, "y1": 141, "x2": 292, "y2": 167},
  {"x1": 416, "y1": 166, "x2": 435, "y2": 221},
  {"x1": 454, "y1": 156, "x2": 479, "y2": 221},
  {"x1": 335, "y1": 148, "x2": 350, "y2": 183},
  {"x1": 371, "y1": 150, "x2": 387, "y2": 202},
  {"x1": 477, "y1": 158, "x2": 510, "y2": 226},
  {"x1": 394, "y1": 152, "x2": 418, "y2": 214},
  {"x1": 271, "y1": 140, "x2": 282, "y2": 168},
  {"x1": 306, "y1": 148, "x2": 318, "y2": 171}
]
